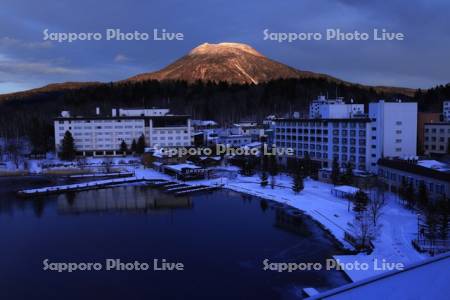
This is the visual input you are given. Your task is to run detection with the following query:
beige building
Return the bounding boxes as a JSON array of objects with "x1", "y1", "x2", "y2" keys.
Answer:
[
  {"x1": 417, "y1": 112, "x2": 441, "y2": 155},
  {"x1": 424, "y1": 122, "x2": 450, "y2": 154}
]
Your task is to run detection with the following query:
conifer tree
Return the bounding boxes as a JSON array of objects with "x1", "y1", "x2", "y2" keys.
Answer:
[
  {"x1": 260, "y1": 171, "x2": 268, "y2": 188},
  {"x1": 292, "y1": 173, "x2": 304, "y2": 194},
  {"x1": 341, "y1": 162, "x2": 353, "y2": 185},
  {"x1": 136, "y1": 134, "x2": 146, "y2": 154},
  {"x1": 405, "y1": 181, "x2": 415, "y2": 208},
  {"x1": 60, "y1": 130, "x2": 76, "y2": 161},
  {"x1": 303, "y1": 152, "x2": 311, "y2": 177},
  {"x1": 331, "y1": 157, "x2": 340, "y2": 185},
  {"x1": 353, "y1": 190, "x2": 369, "y2": 213},
  {"x1": 131, "y1": 139, "x2": 137, "y2": 153},
  {"x1": 268, "y1": 155, "x2": 278, "y2": 189},
  {"x1": 120, "y1": 140, "x2": 128, "y2": 153},
  {"x1": 417, "y1": 181, "x2": 428, "y2": 208}
]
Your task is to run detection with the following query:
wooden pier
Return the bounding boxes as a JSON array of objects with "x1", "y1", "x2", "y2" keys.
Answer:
[
  {"x1": 17, "y1": 177, "x2": 143, "y2": 197},
  {"x1": 17, "y1": 176, "x2": 223, "y2": 198},
  {"x1": 69, "y1": 172, "x2": 134, "y2": 180},
  {"x1": 173, "y1": 185, "x2": 221, "y2": 196}
]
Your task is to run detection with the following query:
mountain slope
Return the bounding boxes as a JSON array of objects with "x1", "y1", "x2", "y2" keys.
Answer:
[
  {"x1": 126, "y1": 42, "x2": 339, "y2": 84},
  {"x1": 0, "y1": 42, "x2": 417, "y2": 100},
  {"x1": 0, "y1": 82, "x2": 101, "y2": 101}
]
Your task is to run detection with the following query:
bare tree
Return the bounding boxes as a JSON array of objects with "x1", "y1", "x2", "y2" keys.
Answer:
[
  {"x1": 76, "y1": 157, "x2": 87, "y2": 170},
  {"x1": 351, "y1": 212, "x2": 375, "y2": 250},
  {"x1": 368, "y1": 186, "x2": 386, "y2": 227},
  {"x1": 6, "y1": 137, "x2": 24, "y2": 169},
  {"x1": 103, "y1": 157, "x2": 114, "y2": 173}
]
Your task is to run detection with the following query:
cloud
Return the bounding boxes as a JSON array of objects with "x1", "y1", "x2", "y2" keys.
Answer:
[
  {"x1": 114, "y1": 53, "x2": 131, "y2": 63},
  {"x1": 0, "y1": 0, "x2": 449, "y2": 92},
  {"x1": 0, "y1": 37, "x2": 52, "y2": 49},
  {"x1": 0, "y1": 54, "x2": 82, "y2": 76}
]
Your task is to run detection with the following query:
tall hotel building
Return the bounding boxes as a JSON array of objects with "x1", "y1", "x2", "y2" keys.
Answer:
[
  {"x1": 54, "y1": 108, "x2": 192, "y2": 156},
  {"x1": 443, "y1": 101, "x2": 450, "y2": 122},
  {"x1": 273, "y1": 97, "x2": 417, "y2": 173}
]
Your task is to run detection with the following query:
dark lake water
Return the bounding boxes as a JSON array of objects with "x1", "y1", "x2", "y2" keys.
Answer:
[{"x1": 0, "y1": 176, "x2": 349, "y2": 300}]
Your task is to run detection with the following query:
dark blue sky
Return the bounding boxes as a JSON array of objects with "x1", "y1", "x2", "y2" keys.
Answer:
[{"x1": 0, "y1": 0, "x2": 449, "y2": 93}]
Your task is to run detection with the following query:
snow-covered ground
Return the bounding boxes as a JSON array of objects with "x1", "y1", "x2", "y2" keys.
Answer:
[{"x1": 134, "y1": 167, "x2": 428, "y2": 282}]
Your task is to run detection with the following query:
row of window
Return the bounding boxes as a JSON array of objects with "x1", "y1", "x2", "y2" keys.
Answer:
[
  {"x1": 153, "y1": 136, "x2": 189, "y2": 140},
  {"x1": 425, "y1": 136, "x2": 449, "y2": 142},
  {"x1": 379, "y1": 169, "x2": 446, "y2": 194},
  {"x1": 58, "y1": 119, "x2": 141, "y2": 124},
  {"x1": 425, "y1": 144, "x2": 447, "y2": 151},
  {"x1": 276, "y1": 141, "x2": 366, "y2": 154},
  {"x1": 425, "y1": 128, "x2": 450, "y2": 134}
]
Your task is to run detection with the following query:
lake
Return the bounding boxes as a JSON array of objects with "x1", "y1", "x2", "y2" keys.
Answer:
[{"x1": 0, "y1": 176, "x2": 350, "y2": 299}]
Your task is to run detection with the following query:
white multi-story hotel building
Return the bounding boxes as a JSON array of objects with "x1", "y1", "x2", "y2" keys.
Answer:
[
  {"x1": 368, "y1": 101, "x2": 417, "y2": 171},
  {"x1": 274, "y1": 117, "x2": 371, "y2": 171},
  {"x1": 309, "y1": 96, "x2": 364, "y2": 119},
  {"x1": 54, "y1": 108, "x2": 192, "y2": 156},
  {"x1": 274, "y1": 98, "x2": 418, "y2": 173},
  {"x1": 443, "y1": 101, "x2": 450, "y2": 122}
]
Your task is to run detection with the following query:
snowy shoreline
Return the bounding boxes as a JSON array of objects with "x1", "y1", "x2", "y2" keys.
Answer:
[
  {"x1": 133, "y1": 168, "x2": 427, "y2": 282},
  {"x1": 13, "y1": 166, "x2": 428, "y2": 283}
]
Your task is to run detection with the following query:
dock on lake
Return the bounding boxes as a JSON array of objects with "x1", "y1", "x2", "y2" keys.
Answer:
[
  {"x1": 17, "y1": 177, "x2": 223, "y2": 198},
  {"x1": 17, "y1": 177, "x2": 144, "y2": 197}
]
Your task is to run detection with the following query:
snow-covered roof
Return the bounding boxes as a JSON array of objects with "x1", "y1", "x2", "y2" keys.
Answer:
[
  {"x1": 417, "y1": 160, "x2": 450, "y2": 172},
  {"x1": 243, "y1": 142, "x2": 262, "y2": 148},
  {"x1": 165, "y1": 164, "x2": 201, "y2": 172},
  {"x1": 332, "y1": 185, "x2": 359, "y2": 195},
  {"x1": 192, "y1": 120, "x2": 218, "y2": 126},
  {"x1": 199, "y1": 156, "x2": 221, "y2": 161}
]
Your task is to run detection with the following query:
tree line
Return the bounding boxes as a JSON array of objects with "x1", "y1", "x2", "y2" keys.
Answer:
[{"x1": 0, "y1": 78, "x2": 408, "y2": 153}]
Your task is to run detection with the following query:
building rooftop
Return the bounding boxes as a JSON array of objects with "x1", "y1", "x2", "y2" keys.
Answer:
[
  {"x1": 55, "y1": 115, "x2": 190, "y2": 121},
  {"x1": 424, "y1": 122, "x2": 450, "y2": 126},
  {"x1": 378, "y1": 158, "x2": 450, "y2": 182},
  {"x1": 274, "y1": 117, "x2": 372, "y2": 123},
  {"x1": 308, "y1": 252, "x2": 450, "y2": 300}
]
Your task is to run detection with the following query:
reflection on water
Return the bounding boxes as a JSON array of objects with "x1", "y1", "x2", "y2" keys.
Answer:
[
  {"x1": 0, "y1": 176, "x2": 350, "y2": 300},
  {"x1": 59, "y1": 187, "x2": 193, "y2": 214},
  {"x1": 275, "y1": 208, "x2": 312, "y2": 237}
]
